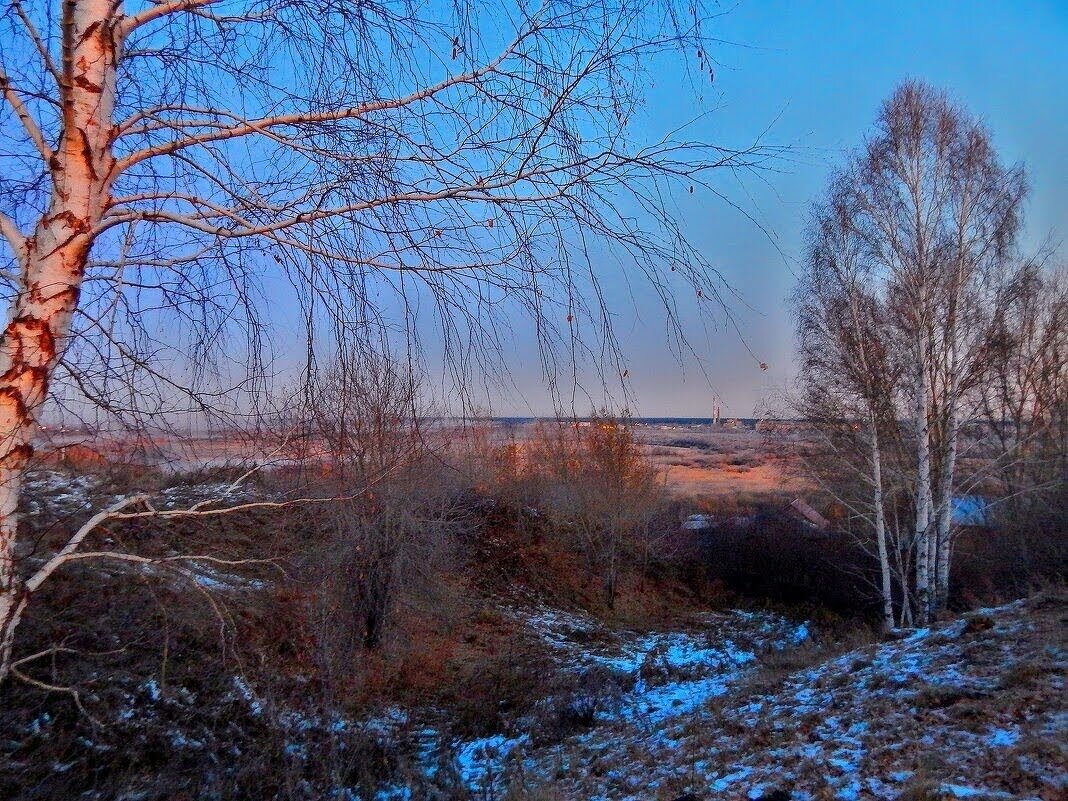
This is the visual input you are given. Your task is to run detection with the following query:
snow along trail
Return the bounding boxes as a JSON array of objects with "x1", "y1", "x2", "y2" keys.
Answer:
[
  {"x1": 491, "y1": 595, "x2": 1065, "y2": 800},
  {"x1": 447, "y1": 602, "x2": 812, "y2": 796}
]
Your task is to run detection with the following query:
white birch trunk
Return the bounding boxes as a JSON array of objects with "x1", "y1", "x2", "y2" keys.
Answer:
[
  {"x1": 932, "y1": 263, "x2": 965, "y2": 614},
  {"x1": 870, "y1": 412, "x2": 894, "y2": 631},
  {"x1": 933, "y1": 403, "x2": 959, "y2": 611},
  {"x1": 0, "y1": 0, "x2": 119, "y2": 682},
  {"x1": 913, "y1": 334, "x2": 934, "y2": 625},
  {"x1": 927, "y1": 476, "x2": 939, "y2": 606},
  {"x1": 899, "y1": 570, "x2": 913, "y2": 628}
]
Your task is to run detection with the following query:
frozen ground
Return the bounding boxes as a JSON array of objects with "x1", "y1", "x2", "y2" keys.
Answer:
[
  {"x1": 98, "y1": 592, "x2": 1057, "y2": 801},
  {"x1": 15, "y1": 471, "x2": 1063, "y2": 800},
  {"x1": 443, "y1": 602, "x2": 810, "y2": 795},
  {"x1": 21, "y1": 469, "x2": 261, "y2": 518},
  {"x1": 22, "y1": 470, "x2": 103, "y2": 517},
  {"x1": 483, "y1": 595, "x2": 1065, "y2": 800},
  {"x1": 15, "y1": 590, "x2": 1062, "y2": 800},
  {"x1": 370, "y1": 594, "x2": 1063, "y2": 799}
]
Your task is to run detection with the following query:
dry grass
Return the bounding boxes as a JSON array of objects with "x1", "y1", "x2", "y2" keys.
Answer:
[
  {"x1": 630, "y1": 425, "x2": 813, "y2": 502},
  {"x1": 7, "y1": 426, "x2": 1061, "y2": 800}
]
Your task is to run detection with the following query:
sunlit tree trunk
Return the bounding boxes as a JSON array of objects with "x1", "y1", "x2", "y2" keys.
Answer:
[{"x1": 0, "y1": 0, "x2": 119, "y2": 681}]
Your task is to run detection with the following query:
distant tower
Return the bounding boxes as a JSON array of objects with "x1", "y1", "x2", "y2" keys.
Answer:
[{"x1": 712, "y1": 398, "x2": 721, "y2": 426}]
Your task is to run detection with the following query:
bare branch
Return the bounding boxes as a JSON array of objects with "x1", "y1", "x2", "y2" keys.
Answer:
[
  {"x1": 115, "y1": 45, "x2": 521, "y2": 175},
  {"x1": 0, "y1": 212, "x2": 26, "y2": 261},
  {"x1": 0, "y1": 67, "x2": 53, "y2": 162},
  {"x1": 24, "y1": 494, "x2": 150, "y2": 595},
  {"x1": 117, "y1": 0, "x2": 221, "y2": 38},
  {"x1": 11, "y1": 0, "x2": 62, "y2": 83}
]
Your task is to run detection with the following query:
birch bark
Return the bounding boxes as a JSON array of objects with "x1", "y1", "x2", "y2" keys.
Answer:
[
  {"x1": 870, "y1": 412, "x2": 895, "y2": 631},
  {"x1": 0, "y1": 0, "x2": 120, "y2": 681},
  {"x1": 913, "y1": 334, "x2": 934, "y2": 624}
]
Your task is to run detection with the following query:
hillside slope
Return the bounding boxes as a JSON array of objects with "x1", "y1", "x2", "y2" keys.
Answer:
[{"x1": 489, "y1": 593, "x2": 1066, "y2": 800}]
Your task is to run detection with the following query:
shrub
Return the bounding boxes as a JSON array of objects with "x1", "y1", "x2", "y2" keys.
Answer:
[
  {"x1": 503, "y1": 414, "x2": 666, "y2": 609},
  {"x1": 700, "y1": 511, "x2": 875, "y2": 616}
]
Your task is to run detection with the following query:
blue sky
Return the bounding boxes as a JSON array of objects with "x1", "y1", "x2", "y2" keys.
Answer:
[{"x1": 494, "y1": 0, "x2": 1067, "y2": 417}]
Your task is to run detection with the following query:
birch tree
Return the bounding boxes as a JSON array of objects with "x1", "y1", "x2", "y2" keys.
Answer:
[
  {"x1": 795, "y1": 82, "x2": 1025, "y2": 624},
  {"x1": 851, "y1": 83, "x2": 1023, "y2": 621},
  {"x1": 0, "y1": 0, "x2": 773, "y2": 682},
  {"x1": 928, "y1": 117, "x2": 1025, "y2": 608},
  {"x1": 796, "y1": 181, "x2": 903, "y2": 630}
]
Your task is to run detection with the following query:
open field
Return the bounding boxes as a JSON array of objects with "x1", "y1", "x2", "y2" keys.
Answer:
[
  {"x1": 630, "y1": 424, "x2": 812, "y2": 502},
  {"x1": 36, "y1": 419, "x2": 816, "y2": 505}
]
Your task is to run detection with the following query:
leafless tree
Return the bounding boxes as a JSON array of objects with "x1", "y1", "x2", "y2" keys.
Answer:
[
  {"x1": 322, "y1": 478, "x2": 460, "y2": 654},
  {"x1": 795, "y1": 180, "x2": 904, "y2": 630},
  {"x1": 288, "y1": 349, "x2": 455, "y2": 652},
  {"x1": 286, "y1": 347, "x2": 426, "y2": 479},
  {"x1": 977, "y1": 263, "x2": 1067, "y2": 528},
  {"x1": 0, "y1": 0, "x2": 778, "y2": 682},
  {"x1": 794, "y1": 82, "x2": 1027, "y2": 624}
]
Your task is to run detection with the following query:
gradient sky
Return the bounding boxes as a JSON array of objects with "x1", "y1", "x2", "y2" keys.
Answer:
[{"x1": 492, "y1": 0, "x2": 1067, "y2": 418}]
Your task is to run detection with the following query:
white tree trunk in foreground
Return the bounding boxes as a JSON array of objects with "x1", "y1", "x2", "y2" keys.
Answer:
[{"x1": 0, "y1": 0, "x2": 119, "y2": 682}]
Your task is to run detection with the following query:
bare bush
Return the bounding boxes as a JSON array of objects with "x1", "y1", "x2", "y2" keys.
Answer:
[
  {"x1": 509, "y1": 415, "x2": 665, "y2": 608},
  {"x1": 977, "y1": 265, "x2": 1067, "y2": 538},
  {"x1": 323, "y1": 483, "x2": 462, "y2": 656}
]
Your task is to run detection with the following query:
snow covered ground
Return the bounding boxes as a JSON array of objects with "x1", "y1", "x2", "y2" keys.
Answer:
[
  {"x1": 350, "y1": 602, "x2": 814, "y2": 800},
  {"x1": 478, "y1": 595, "x2": 1065, "y2": 800},
  {"x1": 340, "y1": 594, "x2": 1063, "y2": 800},
  {"x1": 196, "y1": 593, "x2": 1063, "y2": 800},
  {"x1": 16, "y1": 487, "x2": 1060, "y2": 801},
  {"x1": 22, "y1": 469, "x2": 261, "y2": 519},
  {"x1": 22, "y1": 470, "x2": 102, "y2": 516}
]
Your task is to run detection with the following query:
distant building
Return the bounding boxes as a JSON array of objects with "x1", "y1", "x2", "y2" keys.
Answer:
[
  {"x1": 681, "y1": 513, "x2": 714, "y2": 531},
  {"x1": 722, "y1": 418, "x2": 755, "y2": 430},
  {"x1": 952, "y1": 495, "x2": 990, "y2": 528},
  {"x1": 787, "y1": 498, "x2": 830, "y2": 532}
]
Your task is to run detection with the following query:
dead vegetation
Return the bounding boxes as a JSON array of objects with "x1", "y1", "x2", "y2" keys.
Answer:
[
  {"x1": 0, "y1": 417, "x2": 715, "y2": 797},
  {"x1": 520, "y1": 592, "x2": 1066, "y2": 801},
  {"x1": 1, "y1": 416, "x2": 1063, "y2": 799}
]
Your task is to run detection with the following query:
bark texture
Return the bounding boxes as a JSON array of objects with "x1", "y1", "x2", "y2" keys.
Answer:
[{"x1": 0, "y1": 0, "x2": 119, "y2": 681}]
